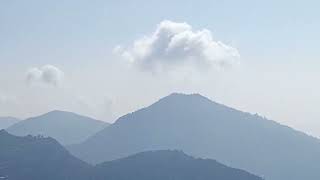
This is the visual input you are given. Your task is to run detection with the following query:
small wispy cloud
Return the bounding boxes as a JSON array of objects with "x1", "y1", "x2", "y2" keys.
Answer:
[{"x1": 26, "y1": 65, "x2": 64, "y2": 86}]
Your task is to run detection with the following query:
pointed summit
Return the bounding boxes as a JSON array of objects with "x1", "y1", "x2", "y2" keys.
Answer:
[
  {"x1": 151, "y1": 92, "x2": 227, "y2": 113},
  {"x1": 69, "y1": 93, "x2": 320, "y2": 180},
  {"x1": 158, "y1": 92, "x2": 212, "y2": 103}
]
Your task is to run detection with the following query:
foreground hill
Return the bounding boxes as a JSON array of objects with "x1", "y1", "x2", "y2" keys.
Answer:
[
  {"x1": 0, "y1": 130, "x2": 91, "y2": 180},
  {"x1": 93, "y1": 150, "x2": 262, "y2": 180},
  {"x1": 69, "y1": 93, "x2": 320, "y2": 180},
  {"x1": 0, "y1": 117, "x2": 20, "y2": 129},
  {"x1": 7, "y1": 110, "x2": 109, "y2": 145},
  {"x1": 0, "y1": 131, "x2": 261, "y2": 180}
]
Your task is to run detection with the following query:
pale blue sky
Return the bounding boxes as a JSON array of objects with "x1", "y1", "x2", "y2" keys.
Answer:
[
  {"x1": 1, "y1": 0, "x2": 320, "y2": 136},
  {"x1": 1, "y1": 0, "x2": 320, "y2": 64}
]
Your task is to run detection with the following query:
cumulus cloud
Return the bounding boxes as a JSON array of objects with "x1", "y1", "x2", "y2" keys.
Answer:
[
  {"x1": 114, "y1": 20, "x2": 240, "y2": 72},
  {"x1": 26, "y1": 65, "x2": 64, "y2": 86}
]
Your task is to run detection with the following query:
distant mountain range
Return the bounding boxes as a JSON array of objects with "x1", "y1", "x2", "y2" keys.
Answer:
[
  {"x1": 0, "y1": 117, "x2": 20, "y2": 130},
  {"x1": 7, "y1": 110, "x2": 109, "y2": 145},
  {"x1": 0, "y1": 130, "x2": 261, "y2": 180},
  {"x1": 69, "y1": 93, "x2": 320, "y2": 180}
]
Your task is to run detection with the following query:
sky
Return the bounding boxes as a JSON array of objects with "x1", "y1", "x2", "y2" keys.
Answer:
[{"x1": 1, "y1": 0, "x2": 320, "y2": 137}]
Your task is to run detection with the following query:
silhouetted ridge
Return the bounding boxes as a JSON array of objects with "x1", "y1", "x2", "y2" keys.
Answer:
[
  {"x1": 155, "y1": 93, "x2": 217, "y2": 107},
  {"x1": 44, "y1": 110, "x2": 92, "y2": 119},
  {"x1": 114, "y1": 93, "x2": 223, "y2": 126},
  {"x1": 93, "y1": 150, "x2": 263, "y2": 180},
  {"x1": 0, "y1": 131, "x2": 91, "y2": 180},
  {"x1": 7, "y1": 110, "x2": 109, "y2": 145},
  {"x1": 0, "y1": 131, "x2": 261, "y2": 180},
  {"x1": 69, "y1": 93, "x2": 320, "y2": 180},
  {"x1": 111, "y1": 150, "x2": 194, "y2": 163}
]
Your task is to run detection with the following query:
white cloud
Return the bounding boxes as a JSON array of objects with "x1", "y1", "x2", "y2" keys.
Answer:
[
  {"x1": 26, "y1": 65, "x2": 64, "y2": 86},
  {"x1": 115, "y1": 20, "x2": 240, "y2": 72}
]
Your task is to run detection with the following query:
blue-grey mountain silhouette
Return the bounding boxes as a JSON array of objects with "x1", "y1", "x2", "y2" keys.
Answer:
[
  {"x1": 0, "y1": 130, "x2": 91, "y2": 180},
  {"x1": 0, "y1": 130, "x2": 262, "y2": 180},
  {"x1": 69, "y1": 93, "x2": 320, "y2": 180},
  {"x1": 7, "y1": 110, "x2": 109, "y2": 145},
  {"x1": 0, "y1": 117, "x2": 19, "y2": 130},
  {"x1": 93, "y1": 150, "x2": 263, "y2": 180}
]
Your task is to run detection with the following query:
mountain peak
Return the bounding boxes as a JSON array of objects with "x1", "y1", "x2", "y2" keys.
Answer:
[
  {"x1": 166, "y1": 92, "x2": 206, "y2": 99},
  {"x1": 157, "y1": 92, "x2": 215, "y2": 105},
  {"x1": 45, "y1": 110, "x2": 79, "y2": 116},
  {"x1": 95, "y1": 150, "x2": 262, "y2": 180},
  {"x1": 0, "y1": 129, "x2": 9, "y2": 135},
  {"x1": 7, "y1": 110, "x2": 109, "y2": 145},
  {"x1": 148, "y1": 92, "x2": 223, "y2": 112},
  {"x1": 69, "y1": 93, "x2": 320, "y2": 180}
]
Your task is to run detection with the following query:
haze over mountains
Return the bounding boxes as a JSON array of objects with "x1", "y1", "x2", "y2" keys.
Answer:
[
  {"x1": 69, "y1": 93, "x2": 320, "y2": 180},
  {"x1": 2, "y1": 93, "x2": 320, "y2": 180},
  {"x1": 7, "y1": 110, "x2": 109, "y2": 145},
  {"x1": 0, "y1": 130, "x2": 261, "y2": 180},
  {"x1": 0, "y1": 117, "x2": 20, "y2": 130}
]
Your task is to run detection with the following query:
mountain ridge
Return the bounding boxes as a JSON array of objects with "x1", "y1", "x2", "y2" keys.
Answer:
[
  {"x1": 7, "y1": 110, "x2": 109, "y2": 145},
  {"x1": 0, "y1": 117, "x2": 20, "y2": 130},
  {"x1": 0, "y1": 130, "x2": 91, "y2": 180},
  {"x1": 93, "y1": 150, "x2": 263, "y2": 180},
  {"x1": 0, "y1": 130, "x2": 262, "y2": 180},
  {"x1": 69, "y1": 93, "x2": 320, "y2": 180}
]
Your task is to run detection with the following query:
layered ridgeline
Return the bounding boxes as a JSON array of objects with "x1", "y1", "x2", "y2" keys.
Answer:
[
  {"x1": 0, "y1": 130, "x2": 261, "y2": 180},
  {"x1": 0, "y1": 130, "x2": 91, "y2": 180},
  {"x1": 69, "y1": 93, "x2": 320, "y2": 180},
  {"x1": 7, "y1": 110, "x2": 109, "y2": 145},
  {"x1": 0, "y1": 117, "x2": 20, "y2": 129},
  {"x1": 93, "y1": 150, "x2": 262, "y2": 180}
]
